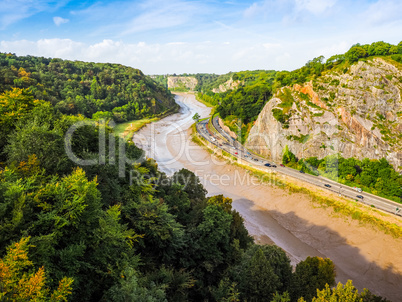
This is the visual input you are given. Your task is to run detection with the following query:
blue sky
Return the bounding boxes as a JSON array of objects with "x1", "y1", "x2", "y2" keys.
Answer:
[{"x1": 0, "y1": 0, "x2": 401, "y2": 74}]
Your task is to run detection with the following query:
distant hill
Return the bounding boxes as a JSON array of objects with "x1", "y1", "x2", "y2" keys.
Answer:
[{"x1": 0, "y1": 53, "x2": 176, "y2": 122}]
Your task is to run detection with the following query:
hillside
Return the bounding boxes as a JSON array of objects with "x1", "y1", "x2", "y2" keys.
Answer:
[
  {"x1": 246, "y1": 56, "x2": 402, "y2": 166},
  {"x1": 0, "y1": 53, "x2": 176, "y2": 122}
]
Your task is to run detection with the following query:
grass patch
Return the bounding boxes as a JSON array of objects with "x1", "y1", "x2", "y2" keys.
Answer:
[
  {"x1": 195, "y1": 94, "x2": 216, "y2": 108},
  {"x1": 114, "y1": 106, "x2": 179, "y2": 140},
  {"x1": 114, "y1": 117, "x2": 160, "y2": 140}
]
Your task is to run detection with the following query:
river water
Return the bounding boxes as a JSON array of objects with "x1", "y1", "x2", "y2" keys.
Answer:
[{"x1": 132, "y1": 93, "x2": 402, "y2": 301}]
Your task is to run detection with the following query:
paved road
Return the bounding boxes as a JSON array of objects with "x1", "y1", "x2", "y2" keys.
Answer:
[{"x1": 197, "y1": 117, "x2": 402, "y2": 217}]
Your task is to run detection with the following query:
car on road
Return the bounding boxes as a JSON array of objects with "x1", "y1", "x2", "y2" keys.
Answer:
[
  {"x1": 299, "y1": 170, "x2": 305, "y2": 174},
  {"x1": 271, "y1": 165, "x2": 277, "y2": 168},
  {"x1": 235, "y1": 152, "x2": 238, "y2": 155},
  {"x1": 356, "y1": 195, "x2": 364, "y2": 199},
  {"x1": 324, "y1": 184, "x2": 331, "y2": 188},
  {"x1": 280, "y1": 164, "x2": 285, "y2": 167},
  {"x1": 254, "y1": 159, "x2": 258, "y2": 161},
  {"x1": 264, "y1": 163, "x2": 271, "y2": 167}
]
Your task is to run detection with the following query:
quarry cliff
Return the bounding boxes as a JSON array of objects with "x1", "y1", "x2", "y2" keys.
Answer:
[
  {"x1": 245, "y1": 57, "x2": 402, "y2": 170},
  {"x1": 167, "y1": 76, "x2": 198, "y2": 91}
]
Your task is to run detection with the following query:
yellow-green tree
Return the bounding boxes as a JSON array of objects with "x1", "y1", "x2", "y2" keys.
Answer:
[{"x1": 0, "y1": 237, "x2": 74, "y2": 301}]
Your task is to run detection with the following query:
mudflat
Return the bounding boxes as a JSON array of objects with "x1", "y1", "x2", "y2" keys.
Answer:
[{"x1": 133, "y1": 93, "x2": 402, "y2": 301}]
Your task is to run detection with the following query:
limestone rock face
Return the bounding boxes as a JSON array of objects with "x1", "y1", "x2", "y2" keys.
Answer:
[
  {"x1": 246, "y1": 58, "x2": 402, "y2": 170},
  {"x1": 167, "y1": 76, "x2": 198, "y2": 90},
  {"x1": 212, "y1": 78, "x2": 241, "y2": 93}
]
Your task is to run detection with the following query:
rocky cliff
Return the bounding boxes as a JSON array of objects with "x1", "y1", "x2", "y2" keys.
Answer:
[
  {"x1": 246, "y1": 58, "x2": 402, "y2": 170},
  {"x1": 212, "y1": 78, "x2": 241, "y2": 93},
  {"x1": 167, "y1": 76, "x2": 197, "y2": 90}
]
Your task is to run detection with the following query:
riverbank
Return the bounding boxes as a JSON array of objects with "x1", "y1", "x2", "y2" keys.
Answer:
[
  {"x1": 114, "y1": 103, "x2": 180, "y2": 140},
  {"x1": 133, "y1": 93, "x2": 402, "y2": 301}
]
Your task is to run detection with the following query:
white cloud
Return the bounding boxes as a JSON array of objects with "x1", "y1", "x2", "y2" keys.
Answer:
[
  {"x1": 0, "y1": 39, "x2": 85, "y2": 58},
  {"x1": 361, "y1": 0, "x2": 402, "y2": 25},
  {"x1": 0, "y1": 38, "x2": 289, "y2": 73},
  {"x1": 295, "y1": 0, "x2": 336, "y2": 15},
  {"x1": 53, "y1": 16, "x2": 69, "y2": 26},
  {"x1": 243, "y1": 0, "x2": 336, "y2": 21},
  {"x1": 243, "y1": 2, "x2": 260, "y2": 18}
]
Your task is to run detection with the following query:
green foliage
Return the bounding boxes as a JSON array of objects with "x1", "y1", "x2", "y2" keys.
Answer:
[
  {"x1": 282, "y1": 145, "x2": 297, "y2": 165},
  {"x1": 272, "y1": 108, "x2": 290, "y2": 126},
  {"x1": 0, "y1": 237, "x2": 74, "y2": 301},
  {"x1": 282, "y1": 145, "x2": 402, "y2": 202},
  {"x1": 192, "y1": 112, "x2": 200, "y2": 122},
  {"x1": 216, "y1": 82, "x2": 273, "y2": 124},
  {"x1": 290, "y1": 256, "x2": 336, "y2": 301},
  {"x1": 303, "y1": 155, "x2": 402, "y2": 202},
  {"x1": 103, "y1": 267, "x2": 168, "y2": 302},
  {"x1": 286, "y1": 134, "x2": 310, "y2": 144},
  {"x1": 308, "y1": 280, "x2": 390, "y2": 302},
  {"x1": 229, "y1": 245, "x2": 292, "y2": 301},
  {"x1": 207, "y1": 194, "x2": 233, "y2": 213},
  {"x1": 346, "y1": 46, "x2": 368, "y2": 62}
]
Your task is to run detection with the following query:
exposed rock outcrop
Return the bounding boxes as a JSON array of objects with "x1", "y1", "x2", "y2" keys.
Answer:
[
  {"x1": 218, "y1": 117, "x2": 237, "y2": 139},
  {"x1": 212, "y1": 78, "x2": 241, "y2": 93},
  {"x1": 167, "y1": 76, "x2": 197, "y2": 90},
  {"x1": 246, "y1": 58, "x2": 402, "y2": 170}
]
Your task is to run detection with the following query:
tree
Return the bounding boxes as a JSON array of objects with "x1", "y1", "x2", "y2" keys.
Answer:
[
  {"x1": 345, "y1": 46, "x2": 367, "y2": 62},
  {"x1": 228, "y1": 245, "x2": 292, "y2": 301},
  {"x1": 282, "y1": 145, "x2": 297, "y2": 165},
  {"x1": 192, "y1": 112, "x2": 201, "y2": 122},
  {"x1": 103, "y1": 267, "x2": 167, "y2": 302},
  {"x1": 301, "y1": 280, "x2": 390, "y2": 302},
  {"x1": 171, "y1": 169, "x2": 207, "y2": 203},
  {"x1": 0, "y1": 88, "x2": 39, "y2": 158},
  {"x1": 241, "y1": 248, "x2": 280, "y2": 301},
  {"x1": 0, "y1": 237, "x2": 73, "y2": 301},
  {"x1": 5, "y1": 121, "x2": 69, "y2": 175},
  {"x1": 271, "y1": 292, "x2": 291, "y2": 302},
  {"x1": 208, "y1": 194, "x2": 233, "y2": 213},
  {"x1": 290, "y1": 256, "x2": 336, "y2": 301},
  {"x1": 368, "y1": 41, "x2": 392, "y2": 56}
]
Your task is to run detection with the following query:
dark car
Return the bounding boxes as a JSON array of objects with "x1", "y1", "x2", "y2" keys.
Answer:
[
  {"x1": 324, "y1": 184, "x2": 331, "y2": 188},
  {"x1": 271, "y1": 165, "x2": 277, "y2": 168},
  {"x1": 254, "y1": 159, "x2": 258, "y2": 161},
  {"x1": 299, "y1": 170, "x2": 305, "y2": 174},
  {"x1": 280, "y1": 164, "x2": 285, "y2": 167},
  {"x1": 264, "y1": 163, "x2": 271, "y2": 167},
  {"x1": 356, "y1": 195, "x2": 364, "y2": 199}
]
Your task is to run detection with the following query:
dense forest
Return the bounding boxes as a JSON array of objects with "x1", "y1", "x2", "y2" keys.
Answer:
[
  {"x1": 0, "y1": 53, "x2": 177, "y2": 122},
  {"x1": 195, "y1": 41, "x2": 402, "y2": 144},
  {"x1": 0, "y1": 78, "x2": 390, "y2": 299}
]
